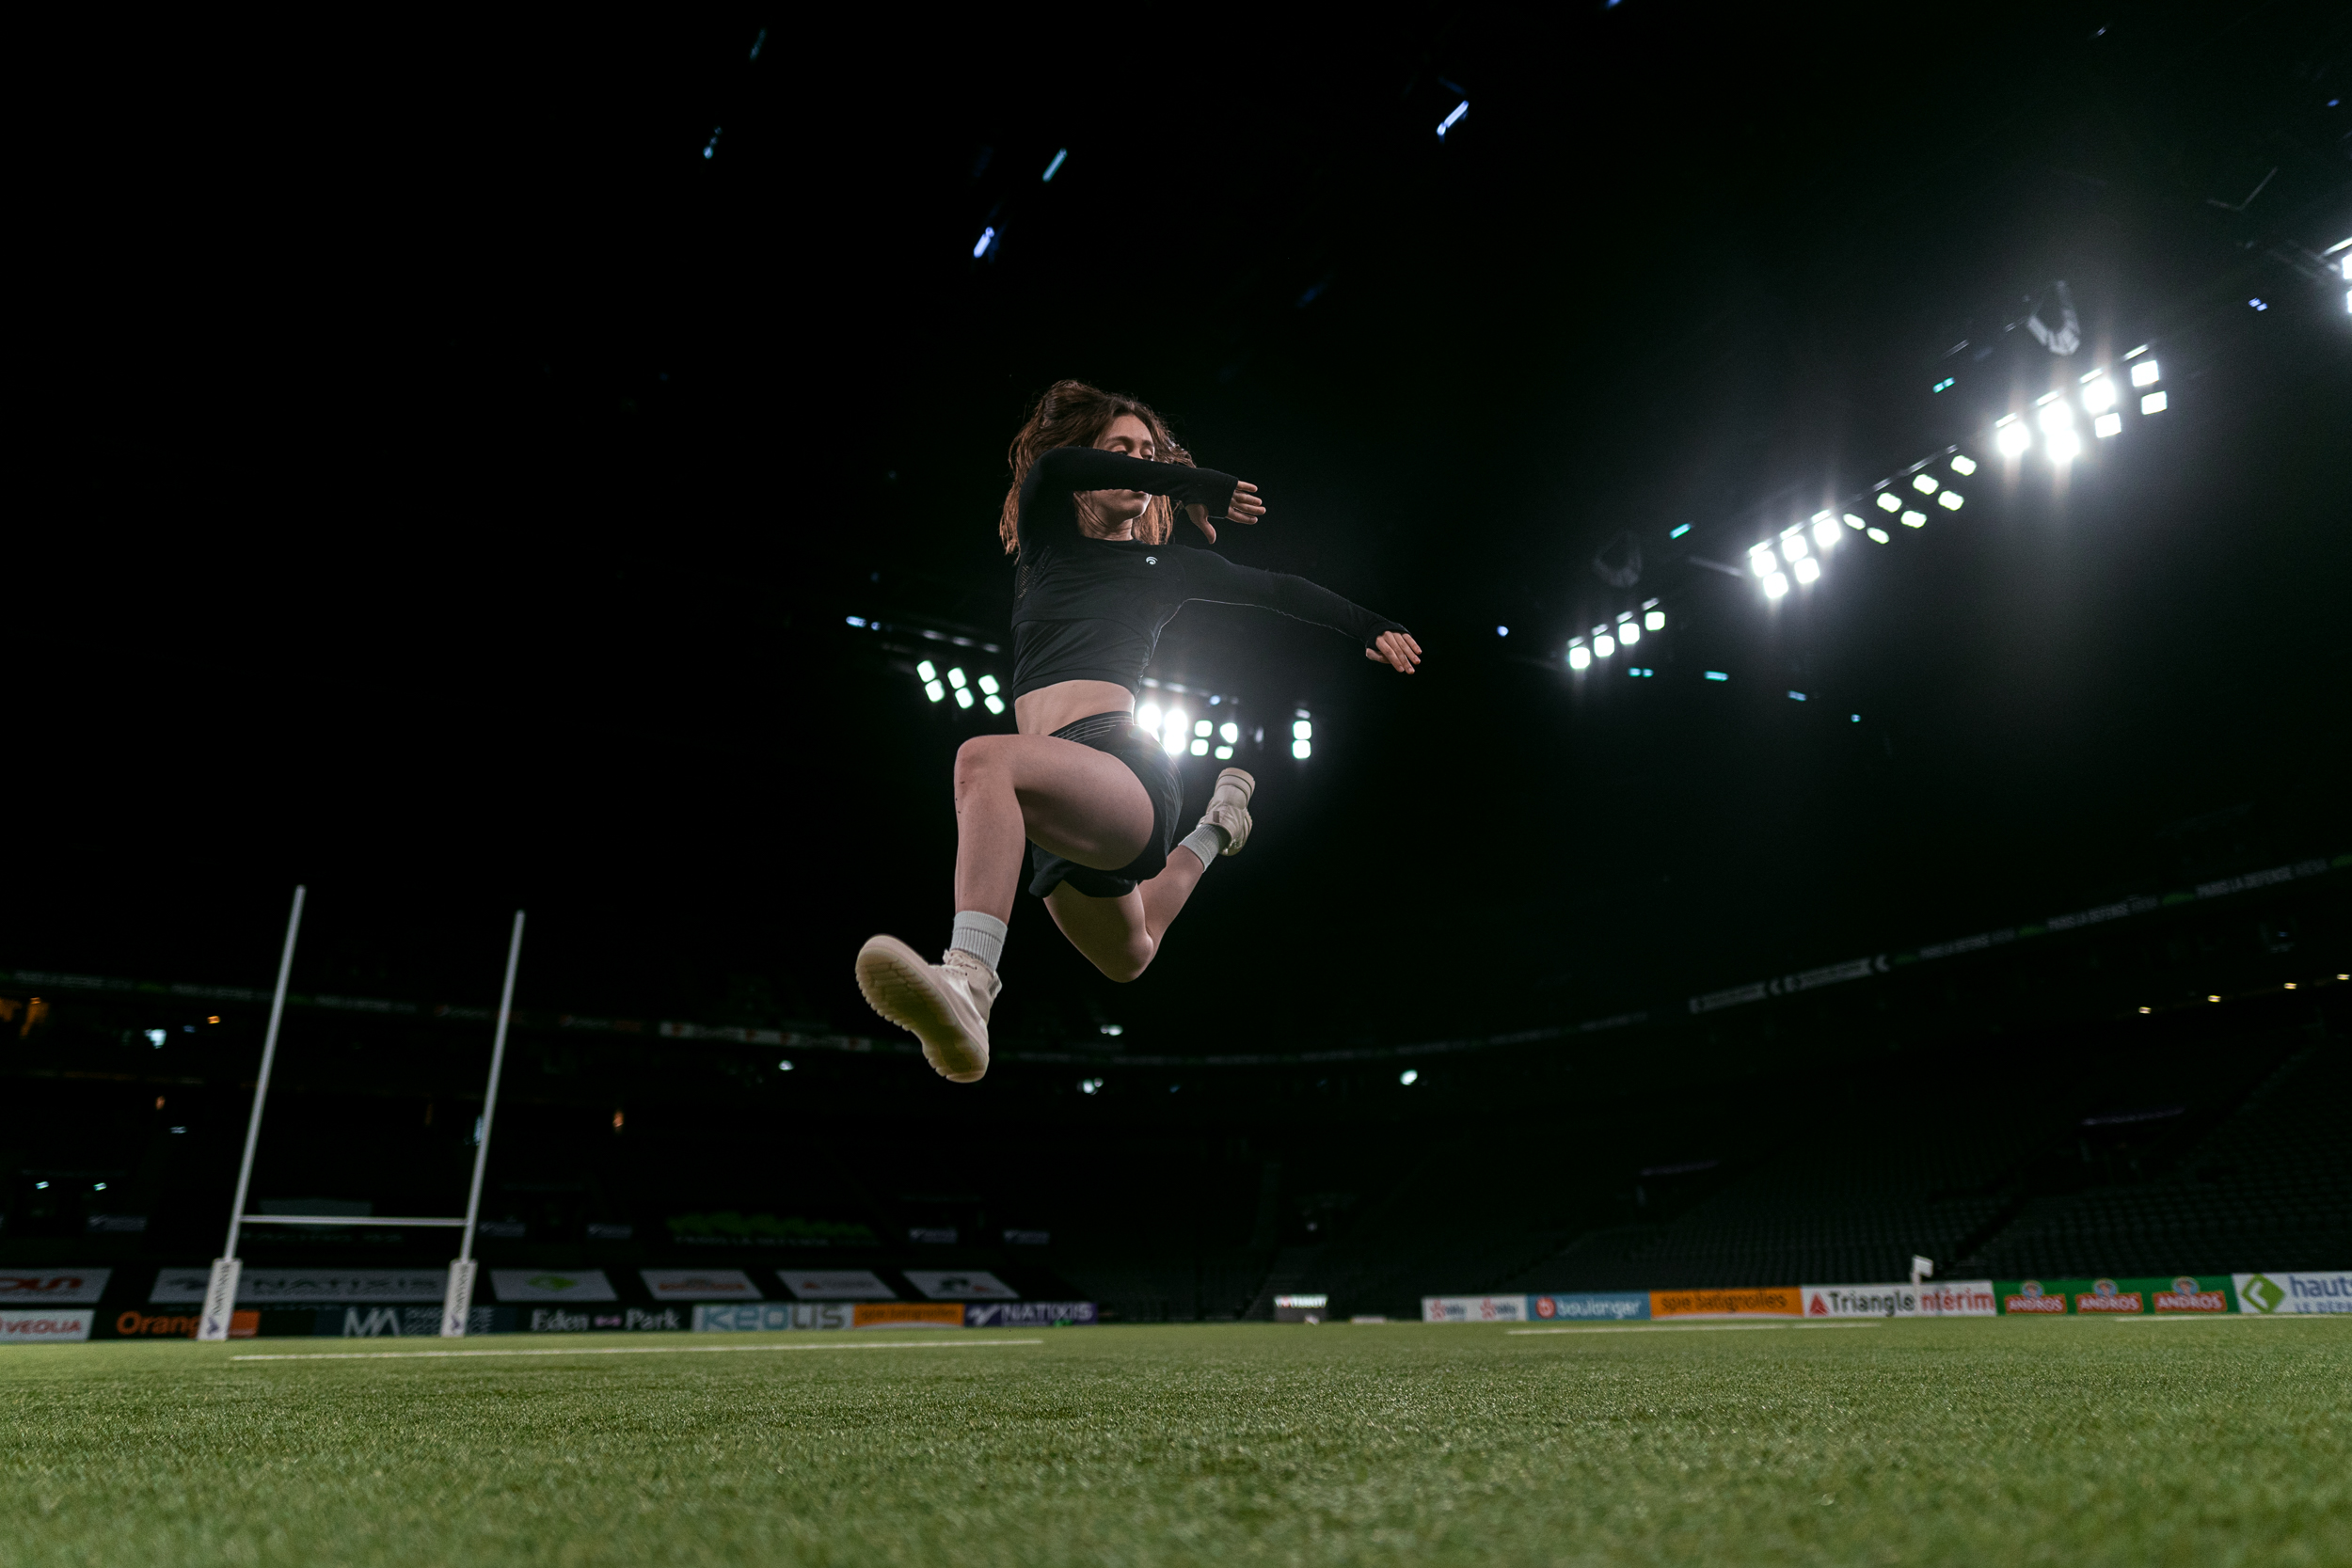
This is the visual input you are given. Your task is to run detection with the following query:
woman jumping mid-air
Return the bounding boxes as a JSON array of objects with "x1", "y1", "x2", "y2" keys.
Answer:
[{"x1": 854, "y1": 380, "x2": 1422, "y2": 1082}]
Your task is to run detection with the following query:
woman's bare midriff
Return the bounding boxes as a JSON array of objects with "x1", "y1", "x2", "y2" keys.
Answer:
[{"x1": 1015, "y1": 678, "x2": 1136, "y2": 737}]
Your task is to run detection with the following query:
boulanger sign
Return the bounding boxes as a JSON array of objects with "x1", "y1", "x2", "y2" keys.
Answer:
[{"x1": 1530, "y1": 1292, "x2": 1650, "y2": 1322}]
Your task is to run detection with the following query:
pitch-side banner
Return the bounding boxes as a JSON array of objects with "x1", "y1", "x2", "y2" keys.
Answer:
[
  {"x1": 1650, "y1": 1287, "x2": 1803, "y2": 1319},
  {"x1": 150, "y1": 1267, "x2": 449, "y2": 1305},
  {"x1": 1422, "y1": 1295, "x2": 1531, "y2": 1323},
  {"x1": 0, "y1": 1269, "x2": 112, "y2": 1307},
  {"x1": 965, "y1": 1302, "x2": 1097, "y2": 1327},
  {"x1": 1801, "y1": 1282, "x2": 1996, "y2": 1318},
  {"x1": 776, "y1": 1269, "x2": 895, "y2": 1300},
  {"x1": 639, "y1": 1268, "x2": 762, "y2": 1302},
  {"x1": 489, "y1": 1269, "x2": 618, "y2": 1304},
  {"x1": 901, "y1": 1270, "x2": 1018, "y2": 1301},
  {"x1": 1530, "y1": 1292, "x2": 1650, "y2": 1322},
  {"x1": 1995, "y1": 1275, "x2": 2236, "y2": 1315},
  {"x1": 1, "y1": 1307, "x2": 95, "y2": 1342},
  {"x1": 696, "y1": 1303, "x2": 859, "y2": 1333},
  {"x1": 2233, "y1": 1272, "x2": 2352, "y2": 1315}
]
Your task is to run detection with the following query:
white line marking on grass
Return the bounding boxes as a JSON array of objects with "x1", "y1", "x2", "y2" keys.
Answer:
[
  {"x1": 2112, "y1": 1314, "x2": 2322, "y2": 1323},
  {"x1": 231, "y1": 1338, "x2": 1045, "y2": 1363},
  {"x1": 1507, "y1": 1322, "x2": 1880, "y2": 1336}
]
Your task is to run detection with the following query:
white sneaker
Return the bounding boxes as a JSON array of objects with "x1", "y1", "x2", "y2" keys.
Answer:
[
  {"x1": 1201, "y1": 768, "x2": 1256, "y2": 855},
  {"x1": 854, "y1": 936, "x2": 997, "y2": 1083}
]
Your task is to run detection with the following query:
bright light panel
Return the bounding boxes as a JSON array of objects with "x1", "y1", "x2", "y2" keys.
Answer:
[
  {"x1": 1793, "y1": 556, "x2": 1821, "y2": 584},
  {"x1": 1291, "y1": 739, "x2": 1312, "y2": 760},
  {"x1": 2093, "y1": 411, "x2": 2122, "y2": 438},
  {"x1": 2045, "y1": 429, "x2": 2082, "y2": 464},
  {"x1": 916, "y1": 660, "x2": 937, "y2": 682},
  {"x1": 1867, "y1": 526, "x2": 1890, "y2": 544},
  {"x1": 1901, "y1": 509, "x2": 1927, "y2": 528},
  {"x1": 977, "y1": 673, "x2": 999, "y2": 694},
  {"x1": 1844, "y1": 513, "x2": 1866, "y2": 530},
  {"x1": 2038, "y1": 402, "x2": 2074, "y2": 434},
  {"x1": 2141, "y1": 390, "x2": 2168, "y2": 414},
  {"x1": 1780, "y1": 537, "x2": 1807, "y2": 563},
  {"x1": 2130, "y1": 359, "x2": 2160, "y2": 387},
  {"x1": 1997, "y1": 422, "x2": 2031, "y2": 456},
  {"x1": 1876, "y1": 492, "x2": 1901, "y2": 512},
  {"x1": 955, "y1": 688, "x2": 974, "y2": 708},
  {"x1": 1399, "y1": 1069, "x2": 1419, "y2": 1085},
  {"x1": 1594, "y1": 634, "x2": 1617, "y2": 657},
  {"x1": 925, "y1": 680, "x2": 945, "y2": 703},
  {"x1": 1215, "y1": 745, "x2": 1232, "y2": 759},
  {"x1": 2082, "y1": 376, "x2": 2116, "y2": 413},
  {"x1": 1567, "y1": 645, "x2": 1592, "y2": 671},
  {"x1": 983, "y1": 694, "x2": 1006, "y2": 715},
  {"x1": 1164, "y1": 710, "x2": 1189, "y2": 747},
  {"x1": 1190, "y1": 738, "x2": 1208, "y2": 755},
  {"x1": 1644, "y1": 610, "x2": 1664, "y2": 631},
  {"x1": 1763, "y1": 571, "x2": 1789, "y2": 598},
  {"x1": 1749, "y1": 549, "x2": 1773, "y2": 577},
  {"x1": 1937, "y1": 490, "x2": 1963, "y2": 510},
  {"x1": 1194, "y1": 720, "x2": 1213, "y2": 737},
  {"x1": 1620, "y1": 620, "x2": 1642, "y2": 645},
  {"x1": 1293, "y1": 720, "x2": 1312, "y2": 740},
  {"x1": 1949, "y1": 454, "x2": 1978, "y2": 476},
  {"x1": 1219, "y1": 721, "x2": 1239, "y2": 743},
  {"x1": 1913, "y1": 473, "x2": 1939, "y2": 494},
  {"x1": 1812, "y1": 517, "x2": 1839, "y2": 549},
  {"x1": 947, "y1": 668, "x2": 967, "y2": 689},
  {"x1": 1136, "y1": 703, "x2": 1162, "y2": 732}
]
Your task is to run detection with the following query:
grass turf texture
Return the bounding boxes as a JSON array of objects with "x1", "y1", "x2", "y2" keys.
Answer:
[{"x1": 5, "y1": 1319, "x2": 2347, "y2": 1566}]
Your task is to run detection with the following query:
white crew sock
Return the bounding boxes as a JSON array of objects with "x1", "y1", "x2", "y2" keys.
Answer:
[
  {"x1": 947, "y1": 911, "x2": 1007, "y2": 972},
  {"x1": 1178, "y1": 823, "x2": 1229, "y2": 869}
]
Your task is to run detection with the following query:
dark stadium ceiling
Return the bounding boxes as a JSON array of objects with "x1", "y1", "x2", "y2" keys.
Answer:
[{"x1": 13, "y1": 3, "x2": 2350, "y2": 1054}]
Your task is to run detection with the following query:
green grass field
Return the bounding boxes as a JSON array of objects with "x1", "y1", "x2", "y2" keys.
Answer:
[{"x1": 5, "y1": 1318, "x2": 2347, "y2": 1566}]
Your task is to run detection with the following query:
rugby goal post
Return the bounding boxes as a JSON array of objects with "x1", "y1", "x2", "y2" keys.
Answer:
[{"x1": 196, "y1": 896, "x2": 526, "y2": 1341}]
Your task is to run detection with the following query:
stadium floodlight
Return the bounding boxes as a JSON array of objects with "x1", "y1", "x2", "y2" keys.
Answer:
[
  {"x1": 1163, "y1": 709, "x2": 1188, "y2": 753},
  {"x1": 1996, "y1": 420, "x2": 2031, "y2": 456},
  {"x1": 2082, "y1": 375, "x2": 2116, "y2": 413},
  {"x1": 1793, "y1": 556, "x2": 1821, "y2": 584},
  {"x1": 1913, "y1": 473, "x2": 1939, "y2": 495},
  {"x1": 1867, "y1": 526, "x2": 1890, "y2": 544},
  {"x1": 1950, "y1": 454, "x2": 1979, "y2": 476},
  {"x1": 2131, "y1": 359, "x2": 2160, "y2": 387},
  {"x1": 1645, "y1": 609, "x2": 1664, "y2": 631},
  {"x1": 2093, "y1": 411, "x2": 2122, "y2": 439},
  {"x1": 1749, "y1": 547, "x2": 1774, "y2": 576},
  {"x1": 1190, "y1": 738, "x2": 1208, "y2": 755},
  {"x1": 1292, "y1": 739, "x2": 1312, "y2": 759},
  {"x1": 1812, "y1": 516, "x2": 1840, "y2": 550},
  {"x1": 2038, "y1": 402, "x2": 2074, "y2": 435},
  {"x1": 1938, "y1": 490, "x2": 1963, "y2": 510},
  {"x1": 1496, "y1": 625, "x2": 1509, "y2": 637},
  {"x1": 2141, "y1": 390, "x2": 2168, "y2": 414},
  {"x1": 1594, "y1": 633, "x2": 1616, "y2": 657},
  {"x1": 1194, "y1": 720, "x2": 1213, "y2": 737},
  {"x1": 1901, "y1": 509, "x2": 1927, "y2": 528},
  {"x1": 983, "y1": 694, "x2": 1006, "y2": 715},
  {"x1": 147, "y1": 1028, "x2": 166, "y2": 1046},
  {"x1": 977, "y1": 673, "x2": 1000, "y2": 694},
  {"x1": 1219, "y1": 721, "x2": 1239, "y2": 744},
  {"x1": 916, "y1": 660, "x2": 937, "y2": 682},
  {"x1": 2045, "y1": 429, "x2": 2082, "y2": 464},
  {"x1": 946, "y1": 668, "x2": 967, "y2": 689},
  {"x1": 1844, "y1": 513, "x2": 1866, "y2": 531},
  {"x1": 1293, "y1": 720, "x2": 1312, "y2": 740},
  {"x1": 1136, "y1": 702, "x2": 1163, "y2": 733},
  {"x1": 955, "y1": 688, "x2": 974, "y2": 709},
  {"x1": 1779, "y1": 533, "x2": 1808, "y2": 562},
  {"x1": 1619, "y1": 619, "x2": 1641, "y2": 645},
  {"x1": 1399, "y1": 1069, "x2": 1419, "y2": 1085},
  {"x1": 1763, "y1": 571, "x2": 1789, "y2": 598},
  {"x1": 925, "y1": 680, "x2": 945, "y2": 702},
  {"x1": 1876, "y1": 491, "x2": 1901, "y2": 512},
  {"x1": 1567, "y1": 644, "x2": 1592, "y2": 671},
  {"x1": 1215, "y1": 745, "x2": 1232, "y2": 759}
]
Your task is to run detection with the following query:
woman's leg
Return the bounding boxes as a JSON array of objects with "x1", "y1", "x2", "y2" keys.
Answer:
[
  {"x1": 1043, "y1": 846, "x2": 1211, "y2": 983},
  {"x1": 951, "y1": 735, "x2": 1156, "y2": 921}
]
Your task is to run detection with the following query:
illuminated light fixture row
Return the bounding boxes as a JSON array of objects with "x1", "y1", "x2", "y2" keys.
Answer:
[
  {"x1": 1566, "y1": 598, "x2": 1665, "y2": 673},
  {"x1": 1742, "y1": 455, "x2": 1974, "y2": 600},
  {"x1": 1997, "y1": 350, "x2": 2163, "y2": 462},
  {"x1": 916, "y1": 659, "x2": 1006, "y2": 715},
  {"x1": 1136, "y1": 701, "x2": 1248, "y2": 761}
]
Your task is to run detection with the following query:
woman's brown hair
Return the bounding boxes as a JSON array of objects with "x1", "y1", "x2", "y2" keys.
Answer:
[{"x1": 997, "y1": 379, "x2": 1193, "y2": 554}]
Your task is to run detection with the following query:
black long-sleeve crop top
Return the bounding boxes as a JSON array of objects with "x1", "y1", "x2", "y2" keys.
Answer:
[{"x1": 1009, "y1": 446, "x2": 1407, "y2": 699}]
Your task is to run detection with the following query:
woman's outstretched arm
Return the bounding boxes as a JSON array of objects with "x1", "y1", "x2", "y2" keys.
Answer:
[
  {"x1": 1177, "y1": 549, "x2": 1422, "y2": 673},
  {"x1": 1018, "y1": 447, "x2": 1245, "y2": 551}
]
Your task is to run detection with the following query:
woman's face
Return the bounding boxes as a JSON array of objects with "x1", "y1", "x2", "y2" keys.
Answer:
[{"x1": 1079, "y1": 413, "x2": 1156, "y2": 536}]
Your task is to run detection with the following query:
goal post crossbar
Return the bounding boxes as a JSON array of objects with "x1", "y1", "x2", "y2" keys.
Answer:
[{"x1": 240, "y1": 1215, "x2": 471, "y2": 1227}]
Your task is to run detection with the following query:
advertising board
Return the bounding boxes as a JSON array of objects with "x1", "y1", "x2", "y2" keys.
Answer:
[
  {"x1": 1650, "y1": 1287, "x2": 1803, "y2": 1319},
  {"x1": 489, "y1": 1269, "x2": 618, "y2": 1304},
  {"x1": 0, "y1": 1269, "x2": 112, "y2": 1306},
  {"x1": 2232, "y1": 1272, "x2": 2352, "y2": 1314},
  {"x1": 776, "y1": 1269, "x2": 895, "y2": 1300},
  {"x1": 1994, "y1": 1276, "x2": 2234, "y2": 1315},
  {"x1": 2, "y1": 1307, "x2": 95, "y2": 1342},
  {"x1": 1421, "y1": 1295, "x2": 1531, "y2": 1323},
  {"x1": 901, "y1": 1270, "x2": 1018, "y2": 1300},
  {"x1": 1530, "y1": 1292, "x2": 1650, "y2": 1322},
  {"x1": 964, "y1": 1301, "x2": 1097, "y2": 1327},
  {"x1": 107, "y1": 1308, "x2": 258, "y2": 1338},
  {"x1": 853, "y1": 1302, "x2": 965, "y2": 1328},
  {"x1": 638, "y1": 1268, "x2": 762, "y2": 1302},
  {"x1": 696, "y1": 1302, "x2": 857, "y2": 1333},
  {"x1": 1800, "y1": 1282, "x2": 1996, "y2": 1318},
  {"x1": 522, "y1": 1307, "x2": 685, "y2": 1334},
  {"x1": 151, "y1": 1267, "x2": 449, "y2": 1305},
  {"x1": 316, "y1": 1307, "x2": 502, "y2": 1338}
]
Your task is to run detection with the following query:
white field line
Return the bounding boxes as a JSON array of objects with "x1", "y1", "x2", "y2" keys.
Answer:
[
  {"x1": 1507, "y1": 1321, "x2": 1881, "y2": 1336},
  {"x1": 2111, "y1": 1313, "x2": 2330, "y2": 1322},
  {"x1": 233, "y1": 1338, "x2": 1044, "y2": 1363}
]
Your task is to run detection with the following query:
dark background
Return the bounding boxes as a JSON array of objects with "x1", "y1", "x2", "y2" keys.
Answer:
[{"x1": 6, "y1": 4, "x2": 2348, "y2": 1307}]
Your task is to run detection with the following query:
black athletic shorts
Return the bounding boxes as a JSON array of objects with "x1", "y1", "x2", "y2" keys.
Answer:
[{"x1": 1026, "y1": 710, "x2": 1182, "y2": 900}]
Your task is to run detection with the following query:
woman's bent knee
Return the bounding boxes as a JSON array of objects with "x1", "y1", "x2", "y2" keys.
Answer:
[{"x1": 1094, "y1": 938, "x2": 1155, "y2": 984}]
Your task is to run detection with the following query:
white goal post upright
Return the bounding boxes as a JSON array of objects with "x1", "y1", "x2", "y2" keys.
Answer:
[
  {"x1": 442, "y1": 910, "x2": 526, "y2": 1338},
  {"x1": 198, "y1": 885, "x2": 308, "y2": 1342}
]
